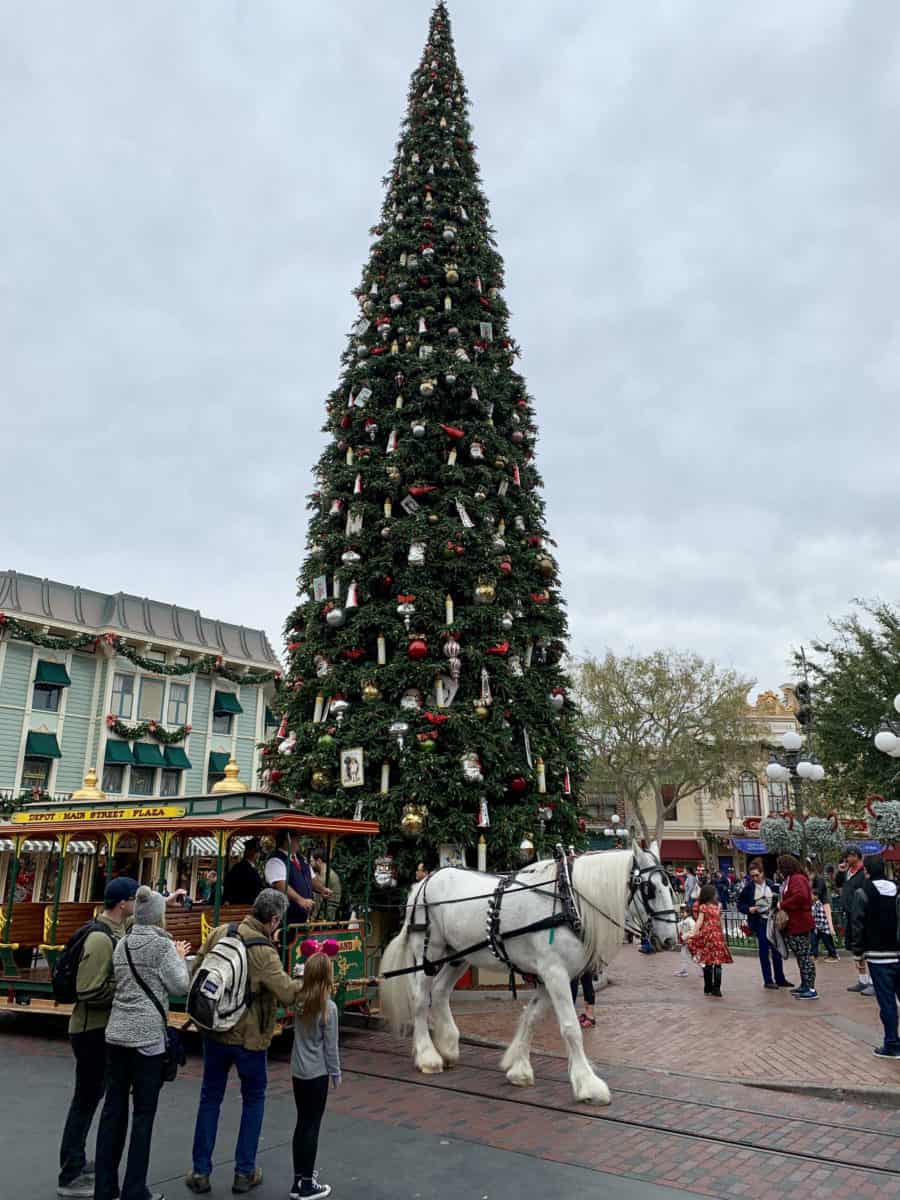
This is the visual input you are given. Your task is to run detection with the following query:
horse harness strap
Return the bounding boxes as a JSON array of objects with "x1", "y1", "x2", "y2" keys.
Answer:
[{"x1": 485, "y1": 853, "x2": 581, "y2": 976}]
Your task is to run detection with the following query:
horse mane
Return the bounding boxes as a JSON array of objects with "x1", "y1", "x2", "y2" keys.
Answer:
[{"x1": 571, "y1": 850, "x2": 633, "y2": 970}]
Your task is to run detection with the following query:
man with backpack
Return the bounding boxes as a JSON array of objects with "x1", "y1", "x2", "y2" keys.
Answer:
[
  {"x1": 848, "y1": 854, "x2": 900, "y2": 1058},
  {"x1": 57, "y1": 875, "x2": 139, "y2": 1199},
  {"x1": 185, "y1": 888, "x2": 306, "y2": 1195}
]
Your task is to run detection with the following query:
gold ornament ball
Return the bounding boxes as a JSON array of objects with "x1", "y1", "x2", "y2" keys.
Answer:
[
  {"x1": 474, "y1": 581, "x2": 496, "y2": 605},
  {"x1": 386, "y1": 465, "x2": 401, "y2": 482},
  {"x1": 427, "y1": 513, "x2": 439, "y2": 525},
  {"x1": 474, "y1": 702, "x2": 490, "y2": 720},
  {"x1": 400, "y1": 803, "x2": 426, "y2": 837},
  {"x1": 311, "y1": 769, "x2": 332, "y2": 792},
  {"x1": 362, "y1": 682, "x2": 381, "y2": 703},
  {"x1": 537, "y1": 555, "x2": 554, "y2": 578},
  {"x1": 445, "y1": 264, "x2": 459, "y2": 284}
]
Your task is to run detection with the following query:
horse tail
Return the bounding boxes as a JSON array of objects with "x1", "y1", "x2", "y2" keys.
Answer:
[{"x1": 378, "y1": 924, "x2": 416, "y2": 1033}]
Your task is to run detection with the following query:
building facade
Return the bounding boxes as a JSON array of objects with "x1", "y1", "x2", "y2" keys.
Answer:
[{"x1": 0, "y1": 570, "x2": 280, "y2": 807}]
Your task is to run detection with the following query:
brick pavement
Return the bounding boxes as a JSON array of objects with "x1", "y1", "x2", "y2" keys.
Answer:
[{"x1": 451, "y1": 946, "x2": 900, "y2": 1092}]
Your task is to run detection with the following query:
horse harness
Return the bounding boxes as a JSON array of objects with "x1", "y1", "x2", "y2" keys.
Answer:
[
  {"x1": 625, "y1": 859, "x2": 680, "y2": 936},
  {"x1": 398, "y1": 846, "x2": 582, "y2": 983}
]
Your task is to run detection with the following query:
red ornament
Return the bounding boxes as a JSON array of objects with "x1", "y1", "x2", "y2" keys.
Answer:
[
  {"x1": 397, "y1": 593, "x2": 416, "y2": 604},
  {"x1": 499, "y1": 559, "x2": 512, "y2": 575},
  {"x1": 269, "y1": 769, "x2": 283, "y2": 783},
  {"x1": 340, "y1": 413, "x2": 351, "y2": 429},
  {"x1": 509, "y1": 775, "x2": 528, "y2": 795},
  {"x1": 340, "y1": 648, "x2": 366, "y2": 661},
  {"x1": 439, "y1": 423, "x2": 465, "y2": 439},
  {"x1": 486, "y1": 642, "x2": 510, "y2": 656},
  {"x1": 423, "y1": 711, "x2": 449, "y2": 726},
  {"x1": 408, "y1": 484, "x2": 438, "y2": 498},
  {"x1": 288, "y1": 641, "x2": 302, "y2": 651},
  {"x1": 407, "y1": 637, "x2": 428, "y2": 661}
]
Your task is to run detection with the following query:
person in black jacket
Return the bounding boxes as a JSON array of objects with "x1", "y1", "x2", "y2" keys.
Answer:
[
  {"x1": 837, "y1": 844, "x2": 873, "y2": 995},
  {"x1": 849, "y1": 854, "x2": 900, "y2": 1058},
  {"x1": 222, "y1": 838, "x2": 264, "y2": 907},
  {"x1": 737, "y1": 859, "x2": 791, "y2": 989}
]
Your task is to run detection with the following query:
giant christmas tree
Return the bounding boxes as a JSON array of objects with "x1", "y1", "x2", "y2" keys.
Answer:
[{"x1": 265, "y1": 2, "x2": 586, "y2": 897}]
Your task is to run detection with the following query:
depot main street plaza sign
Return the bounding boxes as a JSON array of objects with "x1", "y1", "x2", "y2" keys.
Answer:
[{"x1": 11, "y1": 805, "x2": 187, "y2": 824}]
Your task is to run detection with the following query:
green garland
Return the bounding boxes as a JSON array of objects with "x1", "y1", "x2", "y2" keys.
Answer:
[
  {"x1": 0, "y1": 614, "x2": 282, "y2": 687},
  {"x1": 105, "y1": 716, "x2": 192, "y2": 744}
]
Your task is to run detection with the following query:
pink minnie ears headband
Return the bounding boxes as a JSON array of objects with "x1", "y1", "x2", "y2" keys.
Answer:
[{"x1": 300, "y1": 937, "x2": 339, "y2": 960}]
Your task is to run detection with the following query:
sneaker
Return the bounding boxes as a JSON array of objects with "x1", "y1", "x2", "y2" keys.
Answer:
[
  {"x1": 58, "y1": 1177, "x2": 95, "y2": 1198},
  {"x1": 763, "y1": 982, "x2": 779, "y2": 990},
  {"x1": 776, "y1": 980, "x2": 795, "y2": 988},
  {"x1": 186, "y1": 1171, "x2": 212, "y2": 1194},
  {"x1": 860, "y1": 986, "x2": 876, "y2": 997},
  {"x1": 873, "y1": 1047, "x2": 900, "y2": 1058},
  {"x1": 793, "y1": 988, "x2": 819, "y2": 999},
  {"x1": 297, "y1": 1176, "x2": 331, "y2": 1200},
  {"x1": 847, "y1": 981, "x2": 867, "y2": 992},
  {"x1": 673, "y1": 969, "x2": 689, "y2": 977},
  {"x1": 233, "y1": 1168, "x2": 263, "y2": 1194}
]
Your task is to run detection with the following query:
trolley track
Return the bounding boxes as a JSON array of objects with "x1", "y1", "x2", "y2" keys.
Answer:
[
  {"x1": 339, "y1": 1033, "x2": 899, "y2": 1139},
  {"x1": 335, "y1": 1033, "x2": 900, "y2": 1184}
]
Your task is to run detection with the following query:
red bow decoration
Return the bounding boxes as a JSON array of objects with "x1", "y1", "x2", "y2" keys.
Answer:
[
  {"x1": 439, "y1": 424, "x2": 465, "y2": 439},
  {"x1": 397, "y1": 593, "x2": 416, "y2": 604},
  {"x1": 486, "y1": 642, "x2": 510, "y2": 656},
  {"x1": 408, "y1": 485, "x2": 438, "y2": 497},
  {"x1": 423, "y1": 711, "x2": 449, "y2": 726}
]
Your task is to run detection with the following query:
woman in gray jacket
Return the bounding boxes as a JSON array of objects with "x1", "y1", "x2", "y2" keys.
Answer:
[{"x1": 94, "y1": 886, "x2": 190, "y2": 1200}]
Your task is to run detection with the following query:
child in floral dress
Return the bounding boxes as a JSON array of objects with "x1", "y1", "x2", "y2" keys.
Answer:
[{"x1": 687, "y1": 884, "x2": 733, "y2": 997}]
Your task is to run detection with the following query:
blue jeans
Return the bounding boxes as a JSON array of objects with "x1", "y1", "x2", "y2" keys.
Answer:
[
  {"x1": 756, "y1": 924, "x2": 789, "y2": 986},
  {"x1": 192, "y1": 1039, "x2": 268, "y2": 1177},
  {"x1": 869, "y1": 961, "x2": 900, "y2": 1052},
  {"x1": 810, "y1": 929, "x2": 838, "y2": 958}
]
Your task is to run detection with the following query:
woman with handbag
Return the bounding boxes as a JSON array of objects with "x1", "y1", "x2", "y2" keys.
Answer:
[
  {"x1": 776, "y1": 855, "x2": 817, "y2": 999},
  {"x1": 94, "y1": 886, "x2": 190, "y2": 1200}
]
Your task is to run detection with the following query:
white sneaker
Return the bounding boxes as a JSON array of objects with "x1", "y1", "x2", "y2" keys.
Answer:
[
  {"x1": 58, "y1": 1177, "x2": 94, "y2": 1198},
  {"x1": 673, "y1": 969, "x2": 689, "y2": 977}
]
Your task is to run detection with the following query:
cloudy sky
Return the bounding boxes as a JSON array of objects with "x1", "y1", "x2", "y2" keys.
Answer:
[{"x1": 5, "y1": 1, "x2": 900, "y2": 692}]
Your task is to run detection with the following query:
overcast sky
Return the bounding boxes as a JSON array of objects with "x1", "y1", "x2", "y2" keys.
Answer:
[{"x1": 5, "y1": 1, "x2": 900, "y2": 693}]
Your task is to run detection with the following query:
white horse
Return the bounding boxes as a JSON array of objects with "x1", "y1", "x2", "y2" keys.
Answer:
[{"x1": 379, "y1": 842, "x2": 677, "y2": 1104}]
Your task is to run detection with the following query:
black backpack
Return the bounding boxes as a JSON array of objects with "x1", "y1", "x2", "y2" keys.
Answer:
[{"x1": 52, "y1": 919, "x2": 116, "y2": 1004}]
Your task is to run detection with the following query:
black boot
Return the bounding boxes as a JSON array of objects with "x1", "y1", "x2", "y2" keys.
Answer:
[
  {"x1": 703, "y1": 965, "x2": 712, "y2": 995},
  {"x1": 711, "y1": 965, "x2": 723, "y2": 997}
]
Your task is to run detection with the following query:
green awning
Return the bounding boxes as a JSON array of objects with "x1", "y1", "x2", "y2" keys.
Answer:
[
  {"x1": 164, "y1": 746, "x2": 192, "y2": 771},
  {"x1": 25, "y1": 731, "x2": 62, "y2": 759},
  {"x1": 35, "y1": 660, "x2": 71, "y2": 687},
  {"x1": 132, "y1": 742, "x2": 166, "y2": 768},
  {"x1": 208, "y1": 751, "x2": 230, "y2": 773},
  {"x1": 214, "y1": 691, "x2": 243, "y2": 716},
  {"x1": 104, "y1": 740, "x2": 135, "y2": 766}
]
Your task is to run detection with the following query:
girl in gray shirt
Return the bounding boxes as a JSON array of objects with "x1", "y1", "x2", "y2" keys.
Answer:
[{"x1": 290, "y1": 952, "x2": 341, "y2": 1199}]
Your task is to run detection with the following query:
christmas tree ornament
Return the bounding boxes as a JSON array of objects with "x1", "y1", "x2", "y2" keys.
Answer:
[
  {"x1": 329, "y1": 498, "x2": 344, "y2": 519},
  {"x1": 518, "y1": 833, "x2": 535, "y2": 864},
  {"x1": 386, "y1": 429, "x2": 398, "y2": 453},
  {"x1": 401, "y1": 803, "x2": 427, "y2": 836},
  {"x1": 276, "y1": 715, "x2": 289, "y2": 740},
  {"x1": 362, "y1": 681, "x2": 381, "y2": 703},
  {"x1": 386, "y1": 464, "x2": 401, "y2": 482},
  {"x1": 563, "y1": 768, "x2": 572, "y2": 795},
  {"x1": 461, "y1": 752, "x2": 483, "y2": 783},
  {"x1": 474, "y1": 490, "x2": 487, "y2": 503},
  {"x1": 411, "y1": 420, "x2": 426, "y2": 438},
  {"x1": 549, "y1": 687, "x2": 565, "y2": 710},
  {"x1": 407, "y1": 636, "x2": 428, "y2": 661},
  {"x1": 474, "y1": 580, "x2": 496, "y2": 605},
  {"x1": 389, "y1": 721, "x2": 409, "y2": 751},
  {"x1": 374, "y1": 855, "x2": 397, "y2": 888},
  {"x1": 397, "y1": 595, "x2": 416, "y2": 628},
  {"x1": 345, "y1": 580, "x2": 359, "y2": 608},
  {"x1": 314, "y1": 655, "x2": 331, "y2": 678},
  {"x1": 537, "y1": 555, "x2": 554, "y2": 579},
  {"x1": 408, "y1": 541, "x2": 426, "y2": 566},
  {"x1": 389, "y1": 293, "x2": 403, "y2": 310},
  {"x1": 444, "y1": 594, "x2": 454, "y2": 624},
  {"x1": 443, "y1": 223, "x2": 457, "y2": 242},
  {"x1": 501, "y1": 610, "x2": 514, "y2": 630},
  {"x1": 317, "y1": 733, "x2": 335, "y2": 748},
  {"x1": 325, "y1": 606, "x2": 346, "y2": 628},
  {"x1": 509, "y1": 775, "x2": 528, "y2": 795},
  {"x1": 536, "y1": 758, "x2": 547, "y2": 794},
  {"x1": 353, "y1": 473, "x2": 363, "y2": 495},
  {"x1": 279, "y1": 731, "x2": 297, "y2": 755},
  {"x1": 509, "y1": 656, "x2": 523, "y2": 677},
  {"x1": 376, "y1": 633, "x2": 387, "y2": 665},
  {"x1": 477, "y1": 798, "x2": 490, "y2": 828},
  {"x1": 455, "y1": 498, "x2": 474, "y2": 527},
  {"x1": 330, "y1": 696, "x2": 350, "y2": 725},
  {"x1": 442, "y1": 636, "x2": 461, "y2": 681},
  {"x1": 341, "y1": 549, "x2": 361, "y2": 566},
  {"x1": 400, "y1": 688, "x2": 424, "y2": 711},
  {"x1": 499, "y1": 558, "x2": 512, "y2": 575},
  {"x1": 469, "y1": 441, "x2": 484, "y2": 461},
  {"x1": 310, "y1": 543, "x2": 325, "y2": 559},
  {"x1": 380, "y1": 761, "x2": 390, "y2": 794},
  {"x1": 419, "y1": 378, "x2": 436, "y2": 397},
  {"x1": 364, "y1": 418, "x2": 379, "y2": 440},
  {"x1": 477, "y1": 834, "x2": 488, "y2": 871},
  {"x1": 473, "y1": 700, "x2": 490, "y2": 720},
  {"x1": 311, "y1": 769, "x2": 332, "y2": 792}
]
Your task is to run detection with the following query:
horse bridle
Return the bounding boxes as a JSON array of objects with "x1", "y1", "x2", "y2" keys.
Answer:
[{"x1": 627, "y1": 855, "x2": 679, "y2": 937}]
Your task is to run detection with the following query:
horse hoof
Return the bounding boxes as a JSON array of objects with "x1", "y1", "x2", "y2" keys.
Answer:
[
  {"x1": 574, "y1": 1080, "x2": 611, "y2": 1105},
  {"x1": 417, "y1": 1050, "x2": 445, "y2": 1074},
  {"x1": 440, "y1": 1052, "x2": 460, "y2": 1068},
  {"x1": 506, "y1": 1063, "x2": 535, "y2": 1088}
]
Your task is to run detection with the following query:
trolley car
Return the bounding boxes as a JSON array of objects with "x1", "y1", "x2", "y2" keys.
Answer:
[{"x1": 0, "y1": 765, "x2": 378, "y2": 1021}]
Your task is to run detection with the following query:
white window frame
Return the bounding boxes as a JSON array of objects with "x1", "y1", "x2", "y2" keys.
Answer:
[
  {"x1": 111, "y1": 672, "x2": 136, "y2": 719},
  {"x1": 137, "y1": 677, "x2": 165, "y2": 723},
  {"x1": 166, "y1": 682, "x2": 190, "y2": 727}
]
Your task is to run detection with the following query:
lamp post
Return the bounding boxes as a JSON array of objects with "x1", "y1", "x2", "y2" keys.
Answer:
[
  {"x1": 725, "y1": 806, "x2": 735, "y2": 835},
  {"x1": 873, "y1": 692, "x2": 900, "y2": 762},
  {"x1": 765, "y1": 729, "x2": 825, "y2": 825}
]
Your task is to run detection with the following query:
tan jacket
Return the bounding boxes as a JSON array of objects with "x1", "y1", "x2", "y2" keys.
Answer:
[{"x1": 193, "y1": 915, "x2": 302, "y2": 1051}]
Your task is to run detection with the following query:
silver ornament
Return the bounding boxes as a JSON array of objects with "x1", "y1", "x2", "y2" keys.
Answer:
[{"x1": 325, "y1": 607, "x2": 346, "y2": 628}]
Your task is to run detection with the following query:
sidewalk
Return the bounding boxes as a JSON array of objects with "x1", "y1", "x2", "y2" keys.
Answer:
[{"x1": 450, "y1": 947, "x2": 900, "y2": 1096}]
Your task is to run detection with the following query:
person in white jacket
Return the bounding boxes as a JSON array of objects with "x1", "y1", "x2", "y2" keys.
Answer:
[{"x1": 674, "y1": 904, "x2": 701, "y2": 977}]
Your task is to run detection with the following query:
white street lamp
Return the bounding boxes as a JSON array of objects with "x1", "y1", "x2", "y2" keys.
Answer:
[{"x1": 782, "y1": 730, "x2": 803, "y2": 753}]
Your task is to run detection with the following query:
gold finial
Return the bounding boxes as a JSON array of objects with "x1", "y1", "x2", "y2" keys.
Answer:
[
  {"x1": 211, "y1": 757, "x2": 247, "y2": 794},
  {"x1": 73, "y1": 768, "x2": 106, "y2": 801}
]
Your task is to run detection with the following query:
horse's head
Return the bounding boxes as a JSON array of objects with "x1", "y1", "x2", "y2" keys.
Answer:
[{"x1": 629, "y1": 841, "x2": 678, "y2": 950}]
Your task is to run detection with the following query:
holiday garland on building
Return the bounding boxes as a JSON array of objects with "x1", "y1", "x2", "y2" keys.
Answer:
[
  {"x1": 105, "y1": 716, "x2": 193, "y2": 744},
  {"x1": 263, "y1": 3, "x2": 587, "y2": 892},
  {"x1": 0, "y1": 614, "x2": 281, "y2": 687}
]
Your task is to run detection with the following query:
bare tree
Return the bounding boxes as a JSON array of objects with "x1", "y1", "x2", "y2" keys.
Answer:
[{"x1": 577, "y1": 650, "x2": 756, "y2": 845}]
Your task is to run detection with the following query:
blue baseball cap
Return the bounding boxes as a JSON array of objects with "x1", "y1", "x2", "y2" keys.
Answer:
[{"x1": 105, "y1": 876, "x2": 139, "y2": 905}]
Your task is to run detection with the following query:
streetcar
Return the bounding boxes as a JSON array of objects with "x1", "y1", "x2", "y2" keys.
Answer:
[{"x1": 0, "y1": 760, "x2": 379, "y2": 1022}]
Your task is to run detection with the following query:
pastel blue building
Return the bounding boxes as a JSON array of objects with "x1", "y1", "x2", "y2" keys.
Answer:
[{"x1": 0, "y1": 570, "x2": 280, "y2": 805}]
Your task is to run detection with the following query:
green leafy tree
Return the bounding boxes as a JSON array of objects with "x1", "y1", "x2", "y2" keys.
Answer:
[
  {"x1": 262, "y1": 4, "x2": 586, "y2": 902},
  {"x1": 804, "y1": 600, "x2": 900, "y2": 811},
  {"x1": 577, "y1": 651, "x2": 756, "y2": 845}
]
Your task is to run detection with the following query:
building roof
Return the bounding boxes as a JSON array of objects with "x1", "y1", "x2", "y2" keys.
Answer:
[{"x1": 0, "y1": 570, "x2": 278, "y2": 667}]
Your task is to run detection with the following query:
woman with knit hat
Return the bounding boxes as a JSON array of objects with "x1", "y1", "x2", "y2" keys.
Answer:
[{"x1": 94, "y1": 886, "x2": 190, "y2": 1200}]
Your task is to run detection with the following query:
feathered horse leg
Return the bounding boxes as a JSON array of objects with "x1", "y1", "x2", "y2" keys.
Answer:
[
  {"x1": 542, "y1": 960, "x2": 610, "y2": 1105},
  {"x1": 428, "y1": 959, "x2": 469, "y2": 1067},
  {"x1": 499, "y1": 984, "x2": 549, "y2": 1087}
]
